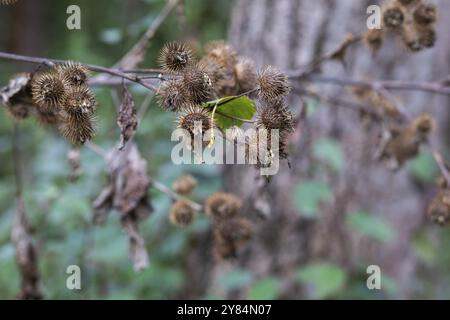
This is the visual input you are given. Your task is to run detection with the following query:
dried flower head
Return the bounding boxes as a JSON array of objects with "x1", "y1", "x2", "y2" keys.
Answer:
[
  {"x1": 256, "y1": 101, "x2": 294, "y2": 133},
  {"x1": 177, "y1": 104, "x2": 213, "y2": 148},
  {"x1": 205, "y1": 41, "x2": 238, "y2": 70},
  {"x1": 413, "y1": 3, "x2": 437, "y2": 25},
  {"x1": 205, "y1": 192, "x2": 242, "y2": 220},
  {"x1": 36, "y1": 109, "x2": 60, "y2": 127},
  {"x1": 159, "y1": 42, "x2": 193, "y2": 72},
  {"x1": 427, "y1": 189, "x2": 450, "y2": 226},
  {"x1": 234, "y1": 58, "x2": 257, "y2": 94},
  {"x1": 172, "y1": 175, "x2": 198, "y2": 195},
  {"x1": 156, "y1": 80, "x2": 186, "y2": 112},
  {"x1": 181, "y1": 64, "x2": 214, "y2": 104},
  {"x1": 64, "y1": 85, "x2": 97, "y2": 114},
  {"x1": 383, "y1": 6, "x2": 405, "y2": 29},
  {"x1": 397, "y1": 0, "x2": 418, "y2": 6},
  {"x1": 213, "y1": 217, "x2": 254, "y2": 260},
  {"x1": 169, "y1": 200, "x2": 196, "y2": 227},
  {"x1": 58, "y1": 111, "x2": 96, "y2": 145},
  {"x1": 401, "y1": 25, "x2": 423, "y2": 52},
  {"x1": 257, "y1": 66, "x2": 290, "y2": 102},
  {"x1": 412, "y1": 113, "x2": 435, "y2": 140},
  {"x1": 418, "y1": 26, "x2": 437, "y2": 48},
  {"x1": 31, "y1": 72, "x2": 67, "y2": 110},
  {"x1": 364, "y1": 29, "x2": 384, "y2": 52},
  {"x1": 56, "y1": 61, "x2": 90, "y2": 86}
]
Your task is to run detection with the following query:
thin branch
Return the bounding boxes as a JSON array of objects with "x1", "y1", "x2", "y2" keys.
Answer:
[
  {"x1": 0, "y1": 52, "x2": 157, "y2": 92},
  {"x1": 152, "y1": 180, "x2": 203, "y2": 212}
]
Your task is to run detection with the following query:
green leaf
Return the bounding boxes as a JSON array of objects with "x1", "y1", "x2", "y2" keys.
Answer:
[
  {"x1": 293, "y1": 181, "x2": 333, "y2": 218},
  {"x1": 346, "y1": 211, "x2": 394, "y2": 243},
  {"x1": 313, "y1": 138, "x2": 345, "y2": 173},
  {"x1": 248, "y1": 277, "x2": 281, "y2": 300},
  {"x1": 203, "y1": 96, "x2": 256, "y2": 129},
  {"x1": 409, "y1": 152, "x2": 439, "y2": 184},
  {"x1": 296, "y1": 263, "x2": 346, "y2": 299}
]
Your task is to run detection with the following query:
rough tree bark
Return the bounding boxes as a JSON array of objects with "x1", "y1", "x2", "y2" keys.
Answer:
[{"x1": 220, "y1": 0, "x2": 450, "y2": 298}]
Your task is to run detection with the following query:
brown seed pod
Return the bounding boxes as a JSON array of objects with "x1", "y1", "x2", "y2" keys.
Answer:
[
  {"x1": 234, "y1": 57, "x2": 257, "y2": 94},
  {"x1": 56, "y1": 61, "x2": 90, "y2": 86},
  {"x1": 58, "y1": 111, "x2": 96, "y2": 145},
  {"x1": 64, "y1": 85, "x2": 97, "y2": 115},
  {"x1": 412, "y1": 113, "x2": 435, "y2": 140},
  {"x1": 413, "y1": 3, "x2": 437, "y2": 26},
  {"x1": 31, "y1": 72, "x2": 67, "y2": 111},
  {"x1": 383, "y1": 6, "x2": 405, "y2": 29},
  {"x1": 177, "y1": 104, "x2": 213, "y2": 148},
  {"x1": 427, "y1": 189, "x2": 450, "y2": 226},
  {"x1": 205, "y1": 41, "x2": 238, "y2": 71},
  {"x1": 169, "y1": 200, "x2": 196, "y2": 227},
  {"x1": 418, "y1": 26, "x2": 437, "y2": 48},
  {"x1": 214, "y1": 217, "x2": 253, "y2": 250},
  {"x1": 364, "y1": 29, "x2": 384, "y2": 52},
  {"x1": 205, "y1": 192, "x2": 242, "y2": 220},
  {"x1": 199, "y1": 56, "x2": 228, "y2": 93},
  {"x1": 181, "y1": 64, "x2": 214, "y2": 104},
  {"x1": 172, "y1": 175, "x2": 198, "y2": 195},
  {"x1": 159, "y1": 42, "x2": 193, "y2": 72},
  {"x1": 256, "y1": 101, "x2": 294, "y2": 133},
  {"x1": 257, "y1": 66, "x2": 290, "y2": 102},
  {"x1": 156, "y1": 80, "x2": 187, "y2": 112}
]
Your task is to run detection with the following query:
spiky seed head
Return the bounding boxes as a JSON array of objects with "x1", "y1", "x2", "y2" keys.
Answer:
[
  {"x1": 64, "y1": 85, "x2": 97, "y2": 115},
  {"x1": 181, "y1": 65, "x2": 214, "y2": 104},
  {"x1": 427, "y1": 189, "x2": 450, "y2": 226},
  {"x1": 156, "y1": 80, "x2": 186, "y2": 112},
  {"x1": 364, "y1": 29, "x2": 384, "y2": 52},
  {"x1": 58, "y1": 111, "x2": 96, "y2": 145},
  {"x1": 234, "y1": 58, "x2": 257, "y2": 94},
  {"x1": 257, "y1": 66, "x2": 290, "y2": 102},
  {"x1": 31, "y1": 72, "x2": 67, "y2": 110},
  {"x1": 205, "y1": 192, "x2": 242, "y2": 220},
  {"x1": 172, "y1": 175, "x2": 198, "y2": 195},
  {"x1": 205, "y1": 41, "x2": 238, "y2": 70},
  {"x1": 199, "y1": 57, "x2": 227, "y2": 88},
  {"x1": 214, "y1": 217, "x2": 254, "y2": 247},
  {"x1": 169, "y1": 200, "x2": 196, "y2": 227},
  {"x1": 177, "y1": 104, "x2": 213, "y2": 147},
  {"x1": 56, "y1": 61, "x2": 90, "y2": 86},
  {"x1": 418, "y1": 26, "x2": 437, "y2": 48},
  {"x1": 413, "y1": 113, "x2": 435, "y2": 140},
  {"x1": 256, "y1": 101, "x2": 294, "y2": 133},
  {"x1": 413, "y1": 3, "x2": 437, "y2": 25},
  {"x1": 383, "y1": 6, "x2": 405, "y2": 29},
  {"x1": 159, "y1": 42, "x2": 193, "y2": 72}
]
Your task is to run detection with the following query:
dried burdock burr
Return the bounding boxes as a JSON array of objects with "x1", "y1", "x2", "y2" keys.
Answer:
[
  {"x1": 213, "y1": 217, "x2": 254, "y2": 260},
  {"x1": 397, "y1": 0, "x2": 418, "y2": 6},
  {"x1": 234, "y1": 57, "x2": 257, "y2": 94},
  {"x1": 56, "y1": 61, "x2": 90, "y2": 87},
  {"x1": 413, "y1": 2, "x2": 437, "y2": 26},
  {"x1": 383, "y1": 5, "x2": 405, "y2": 29},
  {"x1": 401, "y1": 24, "x2": 423, "y2": 52},
  {"x1": 172, "y1": 175, "x2": 197, "y2": 195},
  {"x1": 181, "y1": 64, "x2": 214, "y2": 104},
  {"x1": 427, "y1": 188, "x2": 450, "y2": 226},
  {"x1": 418, "y1": 26, "x2": 437, "y2": 48},
  {"x1": 31, "y1": 72, "x2": 68, "y2": 111},
  {"x1": 205, "y1": 192, "x2": 242, "y2": 220},
  {"x1": 156, "y1": 79, "x2": 187, "y2": 112},
  {"x1": 64, "y1": 85, "x2": 97, "y2": 115},
  {"x1": 205, "y1": 41, "x2": 238, "y2": 71},
  {"x1": 177, "y1": 104, "x2": 213, "y2": 148},
  {"x1": 159, "y1": 41, "x2": 193, "y2": 72},
  {"x1": 256, "y1": 101, "x2": 294, "y2": 133},
  {"x1": 35, "y1": 109, "x2": 60, "y2": 127},
  {"x1": 58, "y1": 111, "x2": 96, "y2": 145},
  {"x1": 169, "y1": 200, "x2": 196, "y2": 227},
  {"x1": 256, "y1": 66, "x2": 290, "y2": 103}
]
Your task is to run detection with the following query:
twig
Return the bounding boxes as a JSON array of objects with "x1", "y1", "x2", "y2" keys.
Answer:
[
  {"x1": 430, "y1": 147, "x2": 450, "y2": 187},
  {"x1": 0, "y1": 52, "x2": 157, "y2": 92},
  {"x1": 152, "y1": 180, "x2": 203, "y2": 212}
]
